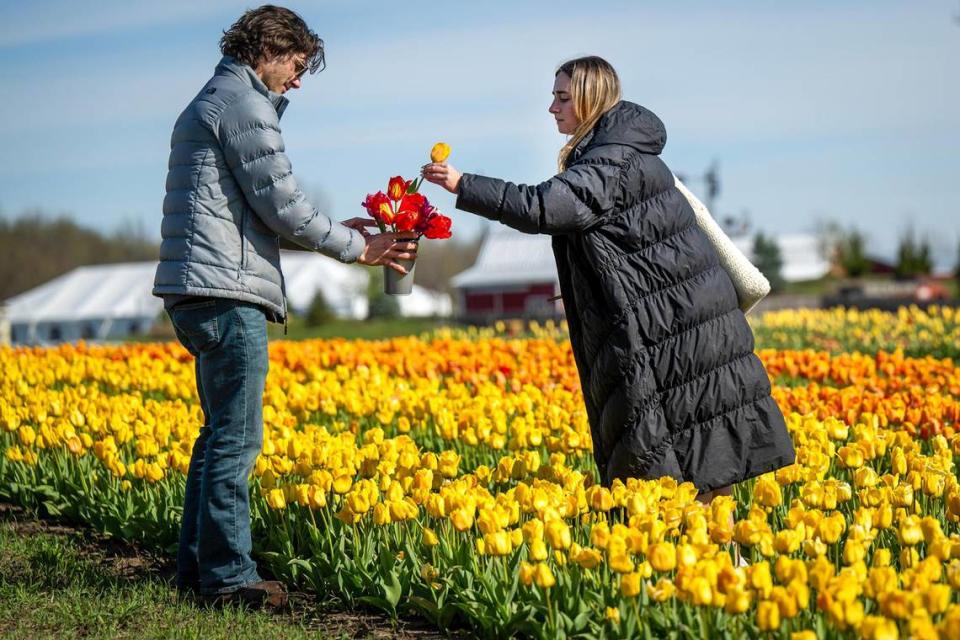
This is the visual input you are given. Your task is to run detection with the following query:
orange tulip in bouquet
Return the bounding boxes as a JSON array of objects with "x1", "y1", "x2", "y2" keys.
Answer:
[{"x1": 361, "y1": 143, "x2": 453, "y2": 294}]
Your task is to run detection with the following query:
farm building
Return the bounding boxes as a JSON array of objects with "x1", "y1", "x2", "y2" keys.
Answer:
[{"x1": 450, "y1": 228, "x2": 561, "y2": 322}]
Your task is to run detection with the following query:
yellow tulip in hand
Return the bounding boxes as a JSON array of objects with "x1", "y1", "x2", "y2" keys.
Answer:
[{"x1": 431, "y1": 142, "x2": 451, "y2": 163}]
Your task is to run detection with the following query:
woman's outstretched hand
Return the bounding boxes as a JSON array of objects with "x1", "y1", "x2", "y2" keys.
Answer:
[{"x1": 421, "y1": 162, "x2": 462, "y2": 194}]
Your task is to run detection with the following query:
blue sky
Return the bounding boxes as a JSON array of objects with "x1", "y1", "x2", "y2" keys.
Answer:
[{"x1": 1, "y1": 1, "x2": 958, "y2": 269}]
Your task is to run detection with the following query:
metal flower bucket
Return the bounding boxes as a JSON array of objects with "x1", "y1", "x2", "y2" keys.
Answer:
[{"x1": 384, "y1": 258, "x2": 416, "y2": 295}]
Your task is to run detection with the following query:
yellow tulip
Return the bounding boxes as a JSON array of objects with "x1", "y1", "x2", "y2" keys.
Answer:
[
  {"x1": 484, "y1": 531, "x2": 513, "y2": 556},
  {"x1": 265, "y1": 488, "x2": 286, "y2": 510},
  {"x1": 647, "y1": 542, "x2": 677, "y2": 573},
  {"x1": 620, "y1": 572, "x2": 641, "y2": 598},
  {"x1": 898, "y1": 515, "x2": 924, "y2": 546},
  {"x1": 573, "y1": 547, "x2": 603, "y2": 570},
  {"x1": 754, "y1": 474, "x2": 783, "y2": 507},
  {"x1": 516, "y1": 562, "x2": 534, "y2": 589},
  {"x1": 450, "y1": 507, "x2": 474, "y2": 532},
  {"x1": 748, "y1": 561, "x2": 773, "y2": 599},
  {"x1": 528, "y1": 538, "x2": 548, "y2": 561},
  {"x1": 837, "y1": 445, "x2": 865, "y2": 469},
  {"x1": 422, "y1": 527, "x2": 439, "y2": 547},
  {"x1": 756, "y1": 600, "x2": 780, "y2": 631},
  {"x1": 924, "y1": 584, "x2": 951, "y2": 615},
  {"x1": 533, "y1": 562, "x2": 555, "y2": 589},
  {"x1": 544, "y1": 519, "x2": 571, "y2": 549},
  {"x1": 859, "y1": 617, "x2": 899, "y2": 640},
  {"x1": 688, "y1": 576, "x2": 713, "y2": 606},
  {"x1": 430, "y1": 142, "x2": 451, "y2": 163},
  {"x1": 608, "y1": 553, "x2": 634, "y2": 574},
  {"x1": 649, "y1": 577, "x2": 676, "y2": 603}
]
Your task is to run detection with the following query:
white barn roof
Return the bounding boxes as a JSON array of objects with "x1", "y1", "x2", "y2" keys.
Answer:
[{"x1": 451, "y1": 227, "x2": 558, "y2": 288}]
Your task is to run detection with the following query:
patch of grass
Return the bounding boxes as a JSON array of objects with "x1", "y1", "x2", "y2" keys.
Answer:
[{"x1": 0, "y1": 522, "x2": 324, "y2": 640}]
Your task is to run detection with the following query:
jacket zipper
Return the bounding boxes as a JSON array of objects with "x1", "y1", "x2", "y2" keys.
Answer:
[{"x1": 237, "y1": 209, "x2": 247, "y2": 279}]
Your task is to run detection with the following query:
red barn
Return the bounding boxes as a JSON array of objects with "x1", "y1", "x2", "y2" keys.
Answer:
[{"x1": 451, "y1": 228, "x2": 561, "y2": 322}]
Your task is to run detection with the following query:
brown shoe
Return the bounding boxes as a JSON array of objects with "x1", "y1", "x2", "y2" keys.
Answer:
[{"x1": 203, "y1": 580, "x2": 289, "y2": 611}]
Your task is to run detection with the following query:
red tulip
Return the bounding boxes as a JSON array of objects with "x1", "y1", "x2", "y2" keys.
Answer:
[
  {"x1": 378, "y1": 201, "x2": 395, "y2": 224},
  {"x1": 362, "y1": 191, "x2": 389, "y2": 216},
  {"x1": 395, "y1": 209, "x2": 420, "y2": 232},
  {"x1": 387, "y1": 176, "x2": 410, "y2": 202},
  {"x1": 422, "y1": 214, "x2": 452, "y2": 239},
  {"x1": 362, "y1": 191, "x2": 394, "y2": 224},
  {"x1": 399, "y1": 192, "x2": 426, "y2": 215}
]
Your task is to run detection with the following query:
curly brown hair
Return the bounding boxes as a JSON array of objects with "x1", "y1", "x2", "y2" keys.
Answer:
[{"x1": 220, "y1": 5, "x2": 325, "y2": 74}]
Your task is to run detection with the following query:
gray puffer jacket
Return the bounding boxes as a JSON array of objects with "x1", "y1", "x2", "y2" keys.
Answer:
[{"x1": 152, "y1": 56, "x2": 364, "y2": 321}]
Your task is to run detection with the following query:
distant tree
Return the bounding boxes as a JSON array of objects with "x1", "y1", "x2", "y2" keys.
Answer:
[
  {"x1": 304, "y1": 290, "x2": 335, "y2": 327},
  {"x1": 837, "y1": 228, "x2": 869, "y2": 278},
  {"x1": 366, "y1": 268, "x2": 400, "y2": 319},
  {"x1": 955, "y1": 237, "x2": 960, "y2": 290},
  {"x1": 412, "y1": 237, "x2": 483, "y2": 293},
  {"x1": 752, "y1": 232, "x2": 785, "y2": 293},
  {"x1": 0, "y1": 210, "x2": 158, "y2": 301},
  {"x1": 895, "y1": 226, "x2": 933, "y2": 278}
]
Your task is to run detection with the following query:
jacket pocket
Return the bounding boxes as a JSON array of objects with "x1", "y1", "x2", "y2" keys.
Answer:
[{"x1": 170, "y1": 300, "x2": 221, "y2": 354}]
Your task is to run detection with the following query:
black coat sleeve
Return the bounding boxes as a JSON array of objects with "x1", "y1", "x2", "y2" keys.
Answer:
[{"x1": 455, "y1": 157, "x2": 624, "y2": 235}]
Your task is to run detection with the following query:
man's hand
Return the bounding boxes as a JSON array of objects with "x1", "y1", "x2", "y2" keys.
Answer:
[
  {"x1": 357, "y1": 232, "x2": 419, "y2": 274},
  {"x1": 342, "y1": 217, "x2": 379, "y2": 237},
  {"x1": 421, "y1": 162, "x2": 462, "y2": 194}
]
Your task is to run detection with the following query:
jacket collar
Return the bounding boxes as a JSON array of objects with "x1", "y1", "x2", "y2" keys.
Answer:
[{"x1": 215, "y1": 55, "x2": 289, "y2": 119}]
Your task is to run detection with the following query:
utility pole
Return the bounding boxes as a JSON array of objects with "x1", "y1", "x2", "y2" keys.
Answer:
[{"x1": 704, "y1": 161, "x2": 720, "y2": 214}]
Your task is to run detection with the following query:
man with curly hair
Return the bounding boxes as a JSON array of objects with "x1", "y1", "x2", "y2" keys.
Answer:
[{"x1": 153, "y1": 5, "x2": 417, "y2": 609}]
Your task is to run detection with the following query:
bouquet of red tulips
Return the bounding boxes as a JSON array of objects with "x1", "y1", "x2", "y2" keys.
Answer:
[
  {"x1": 361, "y1": 177, "x2": 452, "y2": 239},
  {"x1": 361, "y1": 143, "x2": 453, "y2": 294}
]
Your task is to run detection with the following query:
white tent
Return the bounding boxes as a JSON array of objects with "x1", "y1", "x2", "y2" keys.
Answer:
[
  {"x1": 5, "y1": 262, "x2": 163, "y2": 344},
  {"x1": 281, "y1": 252, "x2": 453, "y2": 318},
  {"x1": 396, "y1": 285, "x2": 454, "y2": 317},
  {"x1": 280, "y1": 251, "x2": 369, "y2": 318}
]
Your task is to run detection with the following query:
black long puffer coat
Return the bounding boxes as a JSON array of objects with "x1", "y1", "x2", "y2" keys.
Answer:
[{"x1": 455, "y1": 101, "x2": 796, "y2": 491}]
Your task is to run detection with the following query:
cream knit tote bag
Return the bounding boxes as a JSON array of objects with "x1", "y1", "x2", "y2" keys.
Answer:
[{"x1": 674, "y1": 175, "x2": 770, "y2": 314}]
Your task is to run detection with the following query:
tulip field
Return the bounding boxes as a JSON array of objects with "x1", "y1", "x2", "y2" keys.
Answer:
[{"x1": 2, "y1": 306, "x2": 960, "y2": 639}]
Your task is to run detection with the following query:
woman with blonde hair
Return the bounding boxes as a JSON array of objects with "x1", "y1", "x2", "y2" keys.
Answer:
[{"x1": 422, "y1": 56, "x2": 795, "y2": 503}]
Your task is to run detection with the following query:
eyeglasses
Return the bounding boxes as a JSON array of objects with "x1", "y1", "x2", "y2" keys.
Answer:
[{"x1": 293, "y1": 57, "x2": 309, "y2": 79}]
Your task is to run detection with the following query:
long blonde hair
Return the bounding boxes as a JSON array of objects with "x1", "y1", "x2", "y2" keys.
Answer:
[{"x1": 556, "y1": 56, "x2": 622, "y2": 171}]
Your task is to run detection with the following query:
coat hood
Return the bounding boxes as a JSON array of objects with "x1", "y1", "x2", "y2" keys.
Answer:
[{"x1": 586, "y1": 100, "x2": 667, "y2": 156}]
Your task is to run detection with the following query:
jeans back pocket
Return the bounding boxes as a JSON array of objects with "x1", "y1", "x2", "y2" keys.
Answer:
[{"x1": 170, "y1": 300, "x2": 221, "y2": 354}]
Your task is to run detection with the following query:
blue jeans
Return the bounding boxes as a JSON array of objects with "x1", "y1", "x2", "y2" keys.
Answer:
[{"x1": 167, "y1": 298, "x2": 269, "y2": 595}]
